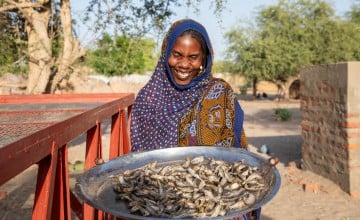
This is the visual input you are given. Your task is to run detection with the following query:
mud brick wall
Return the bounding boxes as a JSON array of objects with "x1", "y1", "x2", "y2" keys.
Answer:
[{"x1": 300, "y1": 61, "x2": 360, "y2": 197}]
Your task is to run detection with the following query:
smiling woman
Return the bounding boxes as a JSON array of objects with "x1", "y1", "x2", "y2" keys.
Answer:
[
  {"x1": 130, "y1": 18, "x2": 248, "y2": 151},
  {"x1": 128, "y1": 18, "x2": 261, "y2": 220}
]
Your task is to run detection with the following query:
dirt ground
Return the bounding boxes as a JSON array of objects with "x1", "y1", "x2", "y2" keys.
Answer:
[{"x1": 1, "y1": 96, "x2": 360, "y2": 220}]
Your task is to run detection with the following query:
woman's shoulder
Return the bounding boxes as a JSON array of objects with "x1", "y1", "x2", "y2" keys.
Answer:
[{"x1": 210, "y1": 77, "x2": 234, "y2": 90}]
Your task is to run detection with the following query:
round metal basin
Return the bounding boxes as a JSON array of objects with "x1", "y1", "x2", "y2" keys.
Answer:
[{"x1": 75, "y1": 146, "x2": 281, "y2": 220}]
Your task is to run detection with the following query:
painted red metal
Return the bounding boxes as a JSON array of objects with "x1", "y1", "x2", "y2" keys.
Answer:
[
  {"x1": 0, "y1": 93, "x2": 134, "y2": 220},
  {"x1": 0, "y1": 93, "x2": 129, "y2": 104}
]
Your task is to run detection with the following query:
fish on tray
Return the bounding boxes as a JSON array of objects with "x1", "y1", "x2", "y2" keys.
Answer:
[{"x1": 110, "y1": 156, "x2": 266, "y2": 218}]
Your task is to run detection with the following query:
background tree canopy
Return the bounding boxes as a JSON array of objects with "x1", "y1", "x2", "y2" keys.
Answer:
[
  {"x1": 86, "y1": 34, "x2": 156, "y2": 76},
  {"x1": 224, "y1": 0, "x2": 360, "y2": 96}
]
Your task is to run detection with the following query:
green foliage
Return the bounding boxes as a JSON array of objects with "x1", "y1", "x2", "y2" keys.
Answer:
[
  {"x1": 239, "y1": 85, "x2": 248, "y2": 95},
  {"x1": 346, "y1": 3, "x2": 360, "y2": 23},
  {"x1": 225, "y1": 0, "x2": 360, "y2": 88},
  {"x1": 0, "y1": 37, "x2": 27, "y2": 75},
  {"x1": 0, "y1": 37, "x2": 17, "y2": 65},
  {"x1": 274, "y1": 108, "x2": 292, "y2": 121},
  {"x1": 212, "y1": 60, "x2": 233, "y2": 73},
  {"x1": 238, "y1": 80, "x2": 251, "y2": 95},
  {"x1": 86, "y1": 34, "x2": 156, "y2": 76},
  {"x1": 0, "y1": 12, "x2": 27, "y2": 75}
]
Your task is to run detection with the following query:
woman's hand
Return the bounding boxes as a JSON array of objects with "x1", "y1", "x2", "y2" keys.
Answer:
[
  {"x1": 95, "y1": 157, "x2": 104, "y2": 165},
  {"x1": 268, "y1": 156, "x2": 279, "y2": 167}
]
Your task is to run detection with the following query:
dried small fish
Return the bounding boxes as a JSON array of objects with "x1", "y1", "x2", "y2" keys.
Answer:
[
  {"x1": 111, "y1": 156, "x2": 267, "y2": 218},
  {"x1": 191, "y1": 156, "x2": 205, "y2": 165},
  {"x1": 244, "y1": 192, "x2": 256, "y2": 205}
]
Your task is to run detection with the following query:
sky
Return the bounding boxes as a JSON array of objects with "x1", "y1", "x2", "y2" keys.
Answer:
[{"x1": 71, "y1": 0, "x2": 356, "y2": 60}]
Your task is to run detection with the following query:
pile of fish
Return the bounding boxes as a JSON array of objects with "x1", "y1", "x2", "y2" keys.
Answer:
[{"x1": 111, "y1": 156, "x2": 266, "y2": 218}]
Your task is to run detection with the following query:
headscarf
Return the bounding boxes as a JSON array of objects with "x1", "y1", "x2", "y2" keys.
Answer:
[
  {"x1": 130, "y1": 19, "x2": 214, "y2": 151},
  {"x1": 130, "y1": 19, "x2": 244, "y2": 152}
]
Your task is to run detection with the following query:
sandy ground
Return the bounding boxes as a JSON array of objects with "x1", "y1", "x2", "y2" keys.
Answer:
[{"x1": 1, "y1": 97, "x2": 360, "y2": 220}]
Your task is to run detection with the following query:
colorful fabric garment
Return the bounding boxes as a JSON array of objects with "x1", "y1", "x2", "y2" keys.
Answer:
[{"x1": 178, "y1": 77, "x2": 243, "y2": 147}]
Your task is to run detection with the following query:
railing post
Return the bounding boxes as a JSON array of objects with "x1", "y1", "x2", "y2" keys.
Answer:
[
  {"x1": 51, "y1": 144, "x2": 71, "y2": 220},
  {"x1": 70, "y1": 191, "x2": 83, "y2": 219},
  {"x1": 110, "y1": 111, "x2": 121, "y2": 159},
  {"x1": 32, "y1": 141, "x2": 58, "y2": 220},
  {"x1": 84, "y1": 122, "x2": 104, "y2": 220},
  {"x1": 120, "y1": 110, "x2": 130, "y2": 155},
  {"x1": 110, "y1": 109, "x2": 130, "y2": 158}
]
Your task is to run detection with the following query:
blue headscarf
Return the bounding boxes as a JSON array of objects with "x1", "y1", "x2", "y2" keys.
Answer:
[{"x1": 163, "y1": 19, "x2": 213, "y2": 90}]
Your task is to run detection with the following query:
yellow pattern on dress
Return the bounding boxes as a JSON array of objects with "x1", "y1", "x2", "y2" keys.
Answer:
[{"x1": 179, "y1": 78, "x2": 248, "y2": 149}]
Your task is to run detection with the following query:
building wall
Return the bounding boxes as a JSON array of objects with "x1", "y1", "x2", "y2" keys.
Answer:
[{"x1": 300, "y1": 61, "x2": 360, "y2": 197}]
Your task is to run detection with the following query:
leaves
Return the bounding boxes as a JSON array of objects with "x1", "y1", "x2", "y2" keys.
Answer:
[
  {"x1": 86, "y1": 34, "x2": 156, "y2": 76},
  {"x1": 224, "y1": 0, "x2": 360, "y2": 89}
]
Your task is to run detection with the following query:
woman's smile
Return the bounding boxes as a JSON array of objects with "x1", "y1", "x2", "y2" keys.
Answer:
[{"x1": 171, "y1": 68, "x2": 197, "y2": 81}]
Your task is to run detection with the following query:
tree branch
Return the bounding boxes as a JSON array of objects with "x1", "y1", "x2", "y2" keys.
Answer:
[{"x1": 0, "y1": 1, "x2": 44, "y2": 12}]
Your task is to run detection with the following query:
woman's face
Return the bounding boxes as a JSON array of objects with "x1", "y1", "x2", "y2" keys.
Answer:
[{"x1": 168, "y1": 34, "x2": 204, "y2": 85}]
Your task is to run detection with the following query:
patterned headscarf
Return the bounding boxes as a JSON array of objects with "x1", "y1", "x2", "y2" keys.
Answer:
[{"x1": 130, "y1": 19, "x2": 214, "y2": 151}]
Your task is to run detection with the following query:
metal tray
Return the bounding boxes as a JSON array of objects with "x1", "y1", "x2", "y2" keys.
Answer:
[{"x1": 75, "y1": 146, "x2": 281, "y2": 220}]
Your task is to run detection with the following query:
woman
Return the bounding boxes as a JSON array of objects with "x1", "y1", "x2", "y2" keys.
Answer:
[
  {"x1": 129, "y1": 18, "x2": 261, "y2": 220},
  {"x1": 130, "y1": 18, "x2": 247, "y2": 151}
]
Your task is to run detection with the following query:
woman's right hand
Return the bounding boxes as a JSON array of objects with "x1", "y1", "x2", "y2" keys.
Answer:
[{"x1": 268, "y1": 156, "x2": 279, "y2": 167}]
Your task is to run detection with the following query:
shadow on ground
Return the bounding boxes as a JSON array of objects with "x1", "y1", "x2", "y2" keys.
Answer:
[
  {"x1": 0, "y1": 165, "x2": 37, "y2": 220},
  {"x1": 248, "y1": 135, "x2": 303, "y2": 166}
]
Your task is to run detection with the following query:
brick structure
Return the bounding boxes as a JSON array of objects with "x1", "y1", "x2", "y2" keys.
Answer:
[{"x1": 300, "y1": 61, "x2": 360, "y2": 197}]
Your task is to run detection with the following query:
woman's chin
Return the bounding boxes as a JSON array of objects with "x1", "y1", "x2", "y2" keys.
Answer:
[{"x1": 175, "y1": 80, "x2": 190, "y2": 86}]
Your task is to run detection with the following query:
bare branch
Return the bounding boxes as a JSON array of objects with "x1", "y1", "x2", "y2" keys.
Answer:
[{"x1": 0, "y1": 1, "x2": 44, "y2": 12}]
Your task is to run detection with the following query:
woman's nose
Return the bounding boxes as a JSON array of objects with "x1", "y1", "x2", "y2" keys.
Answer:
[{"x1": 179, "y1": 59, "x2": 190, "y2": 68}]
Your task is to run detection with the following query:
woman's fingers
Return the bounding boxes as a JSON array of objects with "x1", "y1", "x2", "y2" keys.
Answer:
[{"x1": 269, "y1": 157, "x2": 279, "y2": 167}]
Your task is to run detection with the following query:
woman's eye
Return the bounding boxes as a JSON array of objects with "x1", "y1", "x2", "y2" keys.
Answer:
[
  {"x1": 172, "y1": 52, "x2": 181, "y2": 58},
  {"x1": 190, "y1": 56, "x2": 198, "y2": 61}
]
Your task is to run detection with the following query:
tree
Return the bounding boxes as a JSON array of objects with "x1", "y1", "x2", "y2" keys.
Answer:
[
  {"x1": 0, "y1": 0, "x2": 227, "y2": 94},
  {"x1": 225, "y1": 0, "x2": 360, "y2": 98},
  {"x1": 225, "y1": 27, "x2": 268, "y2": 97},
  {"x1": 0, "y1": 0, "x2": 85, "y2": 94},
  {"x1": 86, "y1": 34, "x2": 156, "y2": 76}
]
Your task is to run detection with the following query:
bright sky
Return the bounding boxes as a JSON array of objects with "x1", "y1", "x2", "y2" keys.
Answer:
[{"x1": 71, "y1": 0, "x2": 356, "y2": 60}]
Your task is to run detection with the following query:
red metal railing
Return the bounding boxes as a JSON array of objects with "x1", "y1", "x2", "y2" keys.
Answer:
[{"x1": 0, "y1": 93, "x2": 135, "y2": 220}]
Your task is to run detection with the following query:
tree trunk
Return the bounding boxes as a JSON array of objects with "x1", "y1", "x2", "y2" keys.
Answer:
[
  {"x1": 252, "y1": 77, "x2": 258, "y2": 98},
  {"x1": 2, "y1": 0, "x2": 85, "y2": 94},
  {"x1": 276, "y1": 81, "x2": 286, "y2": 102},
  {"x1": 51, "y1": 0, "x2": 85, "y2": 93},
  {"x1": 20, "y1": 0, "x2": 52, "y2": 94}
]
